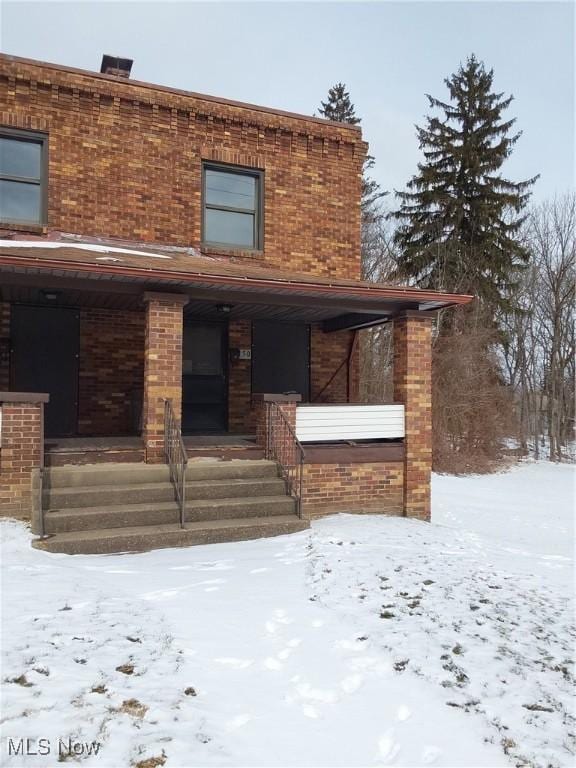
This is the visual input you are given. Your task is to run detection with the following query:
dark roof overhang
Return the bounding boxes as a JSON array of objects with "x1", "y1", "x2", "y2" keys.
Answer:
[{"x1": 0, "y1": 242, "x2": 473, "y2": 327}]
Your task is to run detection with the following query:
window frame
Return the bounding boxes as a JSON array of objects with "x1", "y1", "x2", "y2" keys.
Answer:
[
  {"x1": 201, "y1": 161, "x2": 263, "y2": 251},
  {"x1": 0, "y1": 127, "x2": 49, "y2": 227}
]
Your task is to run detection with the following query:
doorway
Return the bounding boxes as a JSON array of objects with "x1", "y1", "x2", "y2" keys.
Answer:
[
  {"x1": 252, "y1": 321, "x2": 310, "y2": 400},
  {"x1": 10, "y1": 305, "x2": 79, "y2": 437},
  {"x1": 182, "y1": 321, "x2": 228, "y2": 433}
]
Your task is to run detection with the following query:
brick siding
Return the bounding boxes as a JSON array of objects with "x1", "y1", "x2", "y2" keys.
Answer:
[
  {"x1": 302, "y1": 461, "x2": 404, "y2": 518},
  {"x1": 0, "y1": 56, "x2": 365, "y2": 280},
  {"x1": 0, "y1": 398, "x2": 44, "y2": 519},
  {"x1": 78, "y1": 308, "x2": 145, "y2": 435},
  {"x1": 228, "y1": 319, "x2": 253, "y2": 433},
  {"x1": 142, "y1": 293, "x2": 187, "y2": 463},
  {"x1": 393, "y1": 313, "x2": 433, "y2": 521},
  {"x1": 311, "y1": 327, "x2": 359, "y2": 403}
]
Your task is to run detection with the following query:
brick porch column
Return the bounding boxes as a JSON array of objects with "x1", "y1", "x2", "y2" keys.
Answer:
[
  {"x1": 393, "y1": 311, "x2": 433, "y2": 521},
  {"x1": 252, "y1": 393, "x2": 301, "y2": 451},
  {"x1": 0, "y1": 392, "x2": 48, "y2": 523},
  {"x1": 142, "y1": 292, "x2": 188, "y2": 464}
]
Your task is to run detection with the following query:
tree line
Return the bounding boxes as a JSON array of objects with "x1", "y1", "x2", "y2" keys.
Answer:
[{"x1": 318, "y1": 60, "x2": 575, "y2": 470}]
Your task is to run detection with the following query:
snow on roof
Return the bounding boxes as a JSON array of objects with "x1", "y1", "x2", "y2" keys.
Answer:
[{"x1": 0, "y1": 240, "x2": 172, "y2": 259}]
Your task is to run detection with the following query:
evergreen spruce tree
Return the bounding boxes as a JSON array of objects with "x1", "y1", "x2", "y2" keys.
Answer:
[
  {"x1": 393, "y1": 55, "x2": 538, "y2": 312},
  {"x1": 318, "y1": 82, "x2": 386, "y2": 223},
  {"x1": 319, "y1": 82, "x2": 360, "y2": 124}
]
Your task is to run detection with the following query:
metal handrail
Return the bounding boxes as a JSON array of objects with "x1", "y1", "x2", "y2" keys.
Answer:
[
  {"x1": 164, "y1": 399, "x2": 188, "y2": 529},
  {"x1": 265, "y1": 401, "x2": 305, "y2": 518},
  {"x1": 37, "y1": 401, "x2": 47, "y2": 538}
]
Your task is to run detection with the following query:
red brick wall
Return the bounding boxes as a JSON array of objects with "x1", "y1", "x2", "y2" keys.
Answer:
[
  {"x1": 228, "y1": 319, "x2": 252, "y2": 433},
  {"x1": 0, "y1": 399, "x2": 44, "y2": 520},
  {"x1": 393, "y1": 313, "x2": 433, "y2": 521},
  {"x1": 0, "y1": 56, "x2": 364, "y2": 280},
  {"x1": 78, "y1": 308, "x2": 145, "y2": 436},
  {"x1": 302, "y1": 461, "x2": 404, "y2": 518},
  {"x1": 311, "y1": 327, "x2": 359, "y2": 403}
]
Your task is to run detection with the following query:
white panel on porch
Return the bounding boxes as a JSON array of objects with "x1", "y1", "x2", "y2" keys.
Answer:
[{"x1": 295, "y1": 404, "x2": 405, "y2": 442}]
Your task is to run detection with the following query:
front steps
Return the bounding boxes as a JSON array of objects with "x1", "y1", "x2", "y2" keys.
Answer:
[{"x1": 34, "y1": 460, "x2": 308, "y2": 555}]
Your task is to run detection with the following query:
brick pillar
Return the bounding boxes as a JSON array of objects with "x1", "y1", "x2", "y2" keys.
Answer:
[
  {"x1": 253, "y1": 394, "x2": 301, "y2": 451},
  {"x1": 142, "y1": 292, "x2": 188, "y2": 464},
  {"x1": 0, "y1": 393, "x2": 48, "y2": 522},
  {"x1": 393, "y1": 311, "x2": 433, "y2": 521}
]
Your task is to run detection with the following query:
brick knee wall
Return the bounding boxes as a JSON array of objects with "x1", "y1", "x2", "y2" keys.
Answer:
[
  {"x1": 302, "y1": 461, "x2": 404, "y2": 518},
  {"x1": 0, "y1": 400, "x2": 44, "y2": 520}
]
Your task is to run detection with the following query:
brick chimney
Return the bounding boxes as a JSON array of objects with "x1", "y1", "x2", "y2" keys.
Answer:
[{"x1": 100, "y1": 55, "x2": 133, "y2": 78}]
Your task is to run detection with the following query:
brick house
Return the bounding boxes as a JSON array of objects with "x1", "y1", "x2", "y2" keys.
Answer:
[{"x1": 0, "y1": 53, "x2": 471, "y2": 553}]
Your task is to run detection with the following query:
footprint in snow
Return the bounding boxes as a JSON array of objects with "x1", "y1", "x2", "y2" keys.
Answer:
[
  {"x1": 226, "y1": 713, "x2": 253, "y2": 730},
  {"x1": 378, "y1": 730, "x2": 401, "y2": 763},
  {"x1": 341, "y1": 674, "x2": 363, "y2": 693},
  {"x1": 397, "y1": 704, "x2": 411, "y2": 721},
  {"x1": 295, "y1": 681, "x2": 337, "y2": 704},
  {"x1": 422, "y1": 745, "x2": 442, "y2": 764},
  {"x1": 213, "y1": 657, "x2": 253, "y2": 669}
]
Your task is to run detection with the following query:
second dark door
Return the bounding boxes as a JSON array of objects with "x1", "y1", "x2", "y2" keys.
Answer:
[
  {"x1": 182, "y1": 322, "x2": 228, "y2": 433},
  {"x1": 10, "y1": 305, "x2": 79, "y2": 437}
]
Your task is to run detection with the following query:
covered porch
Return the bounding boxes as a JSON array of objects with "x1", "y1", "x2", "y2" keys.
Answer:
[{"x1": 0, "y1": 237, "x2": 472, "y2": 525}]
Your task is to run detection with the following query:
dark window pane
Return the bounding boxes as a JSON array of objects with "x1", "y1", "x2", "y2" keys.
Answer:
[
  {"x1": 0, "y1": 179, "x2": 41, "y2": 223},
  {"x1": 205, "y1": 169, "x2": 256, "y2": 211},
  {"x1": 205, "y1": 208, "x2": 255, "y2": 247},
  {"x1": 0, "y1": 138, "x2": 42, "y2": 179}
]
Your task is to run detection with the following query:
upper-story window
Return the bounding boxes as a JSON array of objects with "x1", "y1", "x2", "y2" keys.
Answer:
[
  {"x1": 0, "y1": 129, "x2": 47, "y2": 226},
  {"x1": 203, "y1": 163, "x2": 263, "y2": 250}
]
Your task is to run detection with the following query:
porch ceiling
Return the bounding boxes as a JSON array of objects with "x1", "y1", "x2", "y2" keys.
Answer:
[{"x1": 0, "y1": 239, "x2": 473, "y2": 327}]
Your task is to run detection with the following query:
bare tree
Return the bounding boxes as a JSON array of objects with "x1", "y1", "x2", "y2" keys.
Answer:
[
  {"x1": 501, "y1": 194, "x2": 575, "y2": 460},
  {"x1": 360, "y1": 206, "x2": 397, "y2": 402}
]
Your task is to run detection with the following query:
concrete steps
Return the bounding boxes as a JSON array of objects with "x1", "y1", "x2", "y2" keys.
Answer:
[
  {"x1": 44, "y1": 496, "x2": 297, "y2": 533},
  {"x1": 35, "y1": 459, "x2": 308, "y2": 554},
  {"x1": 44, "y1": 477, "x2": 287, "y2": 509},
  {"x1": 34, "y1": 516, "x2": 309, "y2": 556},
  {"x1": 45, "y1": 459, "x2": 279, "y2": 487}
]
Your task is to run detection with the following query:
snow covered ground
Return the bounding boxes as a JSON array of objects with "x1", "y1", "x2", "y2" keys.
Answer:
[{"x1": 1, "y1": 461, "x2": 574, "y2": 768}]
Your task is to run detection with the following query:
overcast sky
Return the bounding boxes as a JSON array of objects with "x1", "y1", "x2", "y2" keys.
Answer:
[{"x1": 1, "y1": 1, "x2": 573, "y2": 203}]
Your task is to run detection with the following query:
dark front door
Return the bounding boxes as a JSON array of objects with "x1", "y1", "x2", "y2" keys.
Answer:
[
  {"x1": 252, "y1": 321, "x2": 310, "y2": 399},
  {"x1": 182, "y1": 321, "x2": 228, "y2": 433},
  {"x1": 11, "y1": 305, "x2": 79, "y2": 437}
]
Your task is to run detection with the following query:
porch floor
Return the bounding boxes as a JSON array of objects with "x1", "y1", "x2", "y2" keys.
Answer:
[
  {"x1": 45, "y1": 435, "x2": 257, "y2": 451},
  {"x1": 44, "y1": 435, "x2": 263, "y2": 466}
]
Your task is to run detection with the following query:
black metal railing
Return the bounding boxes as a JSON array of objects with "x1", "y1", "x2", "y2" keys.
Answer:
[
  {"x1": 164, "y1": 399, "x2": 188, "y2": 528},
  {"x1": 265, "y1": 401, "x2": 305, "y2": 518}
]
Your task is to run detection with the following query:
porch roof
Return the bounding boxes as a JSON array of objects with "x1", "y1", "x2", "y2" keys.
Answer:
[{"x1": 0, "y1": 238, "x2": 473, "y2": 329}]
